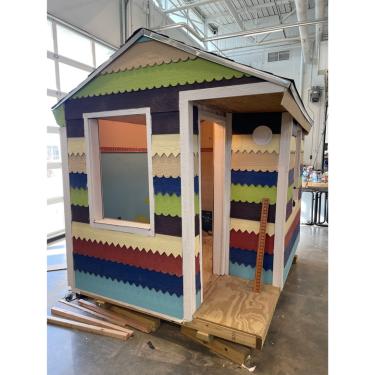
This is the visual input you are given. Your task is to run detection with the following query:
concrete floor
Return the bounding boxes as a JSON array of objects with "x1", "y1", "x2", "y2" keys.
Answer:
[{"x1": 47, "y1": 225, "x2": 327, "y2": 375}]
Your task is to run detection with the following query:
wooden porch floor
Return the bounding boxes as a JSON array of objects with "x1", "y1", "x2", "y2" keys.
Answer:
[{"x1": 185, "y1": 275, "x2": 280, "y2": 349}]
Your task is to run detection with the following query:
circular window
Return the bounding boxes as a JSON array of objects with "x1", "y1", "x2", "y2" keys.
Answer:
[{"x1": 252, "y1": 126, "x2": 272, "y2": 145}]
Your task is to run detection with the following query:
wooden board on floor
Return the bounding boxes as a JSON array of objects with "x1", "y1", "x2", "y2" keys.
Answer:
[
  {"x1": 192, "y1": 275, "x2": 280, "y2": 348},
  {"x1": 51, "y1": 306, "x2": 133, "y2": 336},
  {"x1": 181, "y1": 326, "x2": 251, "y2": 365},
  {"x1": 47, "y1": 316, "x2": 130, "y2": 341},
  {"x1": 108, "y1": 305, "x2": 160, "y2": 332}
]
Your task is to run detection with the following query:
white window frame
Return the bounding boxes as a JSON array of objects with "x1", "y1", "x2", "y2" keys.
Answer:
[{"x1": 83, "y1": 108, "x2": 155, "y2": 236}]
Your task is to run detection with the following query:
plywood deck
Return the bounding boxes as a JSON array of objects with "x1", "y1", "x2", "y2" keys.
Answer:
[{"x1": 187, "y1": 275, "x2": 280, "y2": 349}]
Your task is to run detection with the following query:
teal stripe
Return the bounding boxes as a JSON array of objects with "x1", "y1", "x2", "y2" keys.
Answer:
[
  {"x1": 283, "y1": 233, "x2": 300, "y2": 283},
  {"x1": 75, "y1": 271, "x2": 183, "y2": 319},
  {"x1": 229, "y1": 262, "x2": 273, "y2": 284}
]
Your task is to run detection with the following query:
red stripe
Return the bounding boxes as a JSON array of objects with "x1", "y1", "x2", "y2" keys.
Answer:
[
  {"x1": 284, "y1": 209, "x2": 301, "y2": 247},
  {"x1": 100, "y1": 147, "x2": 147, "y2": 153},
  {"x1": 230, "y1": 230, "x2": 274, "y2": 254},
  {"x1": 72, "y1": 238, "x2": 182, "y2": 276}
]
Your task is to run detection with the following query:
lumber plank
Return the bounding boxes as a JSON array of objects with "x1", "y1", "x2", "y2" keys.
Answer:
[
  {"x1": 196, "y1": 330, "x2": 212, "y2": 343},
  {"x1": 51, "y1": 307, "x2": 133, "y2": 336},
  {"x1": 181, "y1": 326, "x2": 251, "y2": 365},
  {"x1": 47, "y1": 316, "x2": 130, "y2": 340},
  {"x1": 109, "y1": 305, "x2": 160, "y2": 332},
  {"x1": 78, "y1": 299, "x2": 152, "y2": 333},
  {"x1": 58, "y1": 299, "x2": 133, "y2": 329},
  {"x1": 184, "y1": 319, "x2": 257, "y2": 348}
]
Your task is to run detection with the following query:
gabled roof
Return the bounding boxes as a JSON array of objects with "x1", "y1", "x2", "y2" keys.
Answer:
[{"x1": 52, "y1": 27, "x2": 312, "y2": 130}]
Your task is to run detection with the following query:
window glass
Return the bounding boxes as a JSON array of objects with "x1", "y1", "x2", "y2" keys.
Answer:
[
  {"x1": 47, "y1": 96, "x2": 58, "y2": 126},
  {"x1": 47, "y1": 20, "x2": 54, "y2": 52},
  {"x1": 47, "y1": 202, "x2": 65, "y2": 236},
  {"x1": 47, "y1": 58, "x2": 57, "y2": 90},
  {"x1": 47, "y1": 133, "x2": 61, "y2": 163},
  {"x1": 95, "y1": 43, "x2": 114, "y2": 66},
  {"x1": 47, "y1": 168, "x2": 63, "y2": 200},
  {"x1": 56, "y1": 24, "x2": 93, "y2": 65},
  {"x1": 98, "y1": 115, "x2": 150, "y2": 224},
  {"x1": 59, "y1": 63, "x2": 89, "y2": 93}
]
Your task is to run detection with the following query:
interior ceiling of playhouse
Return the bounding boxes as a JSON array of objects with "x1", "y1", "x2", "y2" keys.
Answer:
[{"x1": 196, "y1": 92, "x2": 284, "y2": 113}]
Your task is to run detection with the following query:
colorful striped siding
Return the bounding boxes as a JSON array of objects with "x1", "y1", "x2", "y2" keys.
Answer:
[
  {"x1": 230, "y1": 248, "x2": 273, "y2": 271},
  {"x1": 69, "y1": 173, "x2": 87, "y2": 189},
  {"x1": 229, "y1": 262, "x2": 273, "y2": 284},
  {"x1": 231, "y1": 170, "x2": 278, "y2": 187},
  {"x1": 73, "y1": 254, "x2": 184, "y2": 296},
  {"x1": 230, "y1": 230, "x2": 274, "y2": 254},
  {"x1": 283, "y1": 233, "x2": 300, "y2": 283},
  {"x1": 73, "y1": 58, "x2": 248, "y2": 99},
  {"x1": 153, "y1": 176, "x2": 199, "y2": 195},
  {"x1": 232, "y1": 112, "x2": 282, "y2": 134},
  {"x1": 71, "y1": 205, "x2": 89, "y2": 223},
  {"x1": 231, "y1": 151, "x2": 279, "y2": 172},
  {"x1": 231, "y1": 184, "x2": 293, "y2": 204},
  {"x1": 284, "y1": 211, "x2": 300, "y2": 267},
  {"x1": 75, "y1": 271, "x2": 183, "y2": 319},
  {"x1": 63, "y1": 76, "x2": 262, "y2": 120},
  {"x1": 230, "y1": 201, "x2": 276, "y2": 222},
  {"x1": 230, "y1": 217, "x2": 275, "y2": 236}
]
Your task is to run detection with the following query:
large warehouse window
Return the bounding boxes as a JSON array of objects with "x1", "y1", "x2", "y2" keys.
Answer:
[{"x1": 47, "y1": 16, "x2": 115, "y2": 240}]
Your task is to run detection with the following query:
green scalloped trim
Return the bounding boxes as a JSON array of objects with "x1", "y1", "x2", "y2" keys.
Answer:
[
  {"x1": 73, "y1": 58, "x2": 249, "y2": 98},
  {"x1": 70, "y1": 188, "x2": 88, "y2": 207},
  {"x1": 52, "y1": 104, "x2": 66, "y2": 127},
  {"x1": 231, "y1": 184, "x2": 293, "y2": 204},
  {"x1": 154, "y1": 193, "x2": 199, "y2": 217}
]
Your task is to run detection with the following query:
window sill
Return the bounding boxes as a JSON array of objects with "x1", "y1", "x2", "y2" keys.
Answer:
[{"x1": 91, "y1": 218, "x2": 153, "y2": 236}]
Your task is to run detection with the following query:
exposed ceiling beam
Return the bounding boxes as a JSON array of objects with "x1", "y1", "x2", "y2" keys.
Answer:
[
  {"x1": 224, "y1": 0, "x2": 244, "y2": 30},
  {"x1": 204, "y1": 18, "x2": 328, "y2": 41},
  {"x1": 165, "y1": 0, "x2": 292, "y2": 14}
]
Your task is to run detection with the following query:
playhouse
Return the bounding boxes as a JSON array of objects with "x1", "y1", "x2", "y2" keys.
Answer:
[{"x1": 52, "y1": 28, "x2": 312, "y2": 349}]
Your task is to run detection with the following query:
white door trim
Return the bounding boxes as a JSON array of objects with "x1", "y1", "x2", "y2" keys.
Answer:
[
  {"x1": 179, "y1": 82, "x2": 282, "y2": 320},
  {"x1": 273, "y1": 112, "x2": 293, "y2": 289}
]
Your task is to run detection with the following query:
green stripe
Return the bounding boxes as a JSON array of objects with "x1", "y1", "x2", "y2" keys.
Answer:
[
  {"x1": 73, "y1": 58, "x2": 248, "y2": 98},
  {"x1": 70, "y1": 188, "x2": 88, "y2": 207},
  {"x1": 52, "y1": 104, "x2": 66, "y2": 127},
  {"x1": 154, "y1": 193, "x2": 199, "y2": 217},
  {"x1": 231, "y1": 184, "x2": 293, "y2": 204}
]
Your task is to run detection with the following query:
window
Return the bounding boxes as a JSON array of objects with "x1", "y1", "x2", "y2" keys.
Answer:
[
  {"x1": 268, "y1": 50, "x2": 290, "y2": 62},
  {"x1": 85, "y1": 109, "x2": 154, "y2": 235},
  {"x1": 47, "y1": 16, "x2": 116, "y2": 240},
  {"x1": 56, "y1": 24, "x2": 93, "y2": 65}
]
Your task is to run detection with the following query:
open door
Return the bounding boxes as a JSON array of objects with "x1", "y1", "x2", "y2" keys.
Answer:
[{"x1": 199, "y1": 113, "x2": 231, "y2": 299}]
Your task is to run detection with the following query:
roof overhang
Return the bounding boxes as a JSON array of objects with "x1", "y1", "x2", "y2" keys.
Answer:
[{"x1": 51, "y1": 28, "x2": 312, "y2": 133}]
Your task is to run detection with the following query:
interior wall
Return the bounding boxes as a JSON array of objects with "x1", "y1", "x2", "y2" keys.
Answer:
[{"x1": 200, "y1": 120, "x2": 214, "y2": 212}]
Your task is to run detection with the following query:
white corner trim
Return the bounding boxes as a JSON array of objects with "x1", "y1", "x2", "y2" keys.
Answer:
[
  {"x1": 273, "y1": 112, "x2": 293, "y2": 289},
  {"x1": 59, "y1": 127, "x2": 75, "y2": 289},
  {"x1": 83, "y1": 107, "x2": 155, "y2": 236},
  {"x1": 180, "y1": 100, "x2": 196, "y2": 321}
]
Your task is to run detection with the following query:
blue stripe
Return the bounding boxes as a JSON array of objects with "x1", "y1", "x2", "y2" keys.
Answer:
[
  {"x1": 231, "y1": 170, "x2": 278, "y2": 186},
  {"x1": 73, "y1": 254, "x2": 183, "y2": 296},
  {"x1": 283, "y1": 233, "x2": 300, "y2": 282},
  {"x1": 195, "y1": 271, "x2": 201, "y2": 291},
  {"x1": 229, "y1": 262, "x2": 273, "y2": 284},
  {"x1": 153, "y1": 176, "x2": 181, "y2": 195},
  {"x1": 75, "y1": 271, "x2": 183, "y2": 319},
  {"x1": 69, "y1": 173, "x2": 87, "y2": 189},
  {"x1": 153, "y1": 176, "x2": 198, "y2": 195},
  {"x1": 284, "y1": 224, "x2": 300, "y2": 266},
  {"x1": 230, "y1": 248, "x2": 273, "y2": 271}
]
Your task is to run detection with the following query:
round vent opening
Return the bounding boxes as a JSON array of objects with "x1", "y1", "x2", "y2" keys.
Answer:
[{"x1": 252, "y1": 126, "x2": 272, "y2": 145}]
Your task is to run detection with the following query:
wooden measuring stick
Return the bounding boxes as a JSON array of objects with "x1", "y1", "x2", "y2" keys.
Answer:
[{"x1": 253, "y1": 198, "x2": 270, "y2": 293}]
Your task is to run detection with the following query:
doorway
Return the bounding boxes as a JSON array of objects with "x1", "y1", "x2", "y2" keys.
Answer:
[{"x1": 199, "y1": 112, "x2": 230, "y2": 299}]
